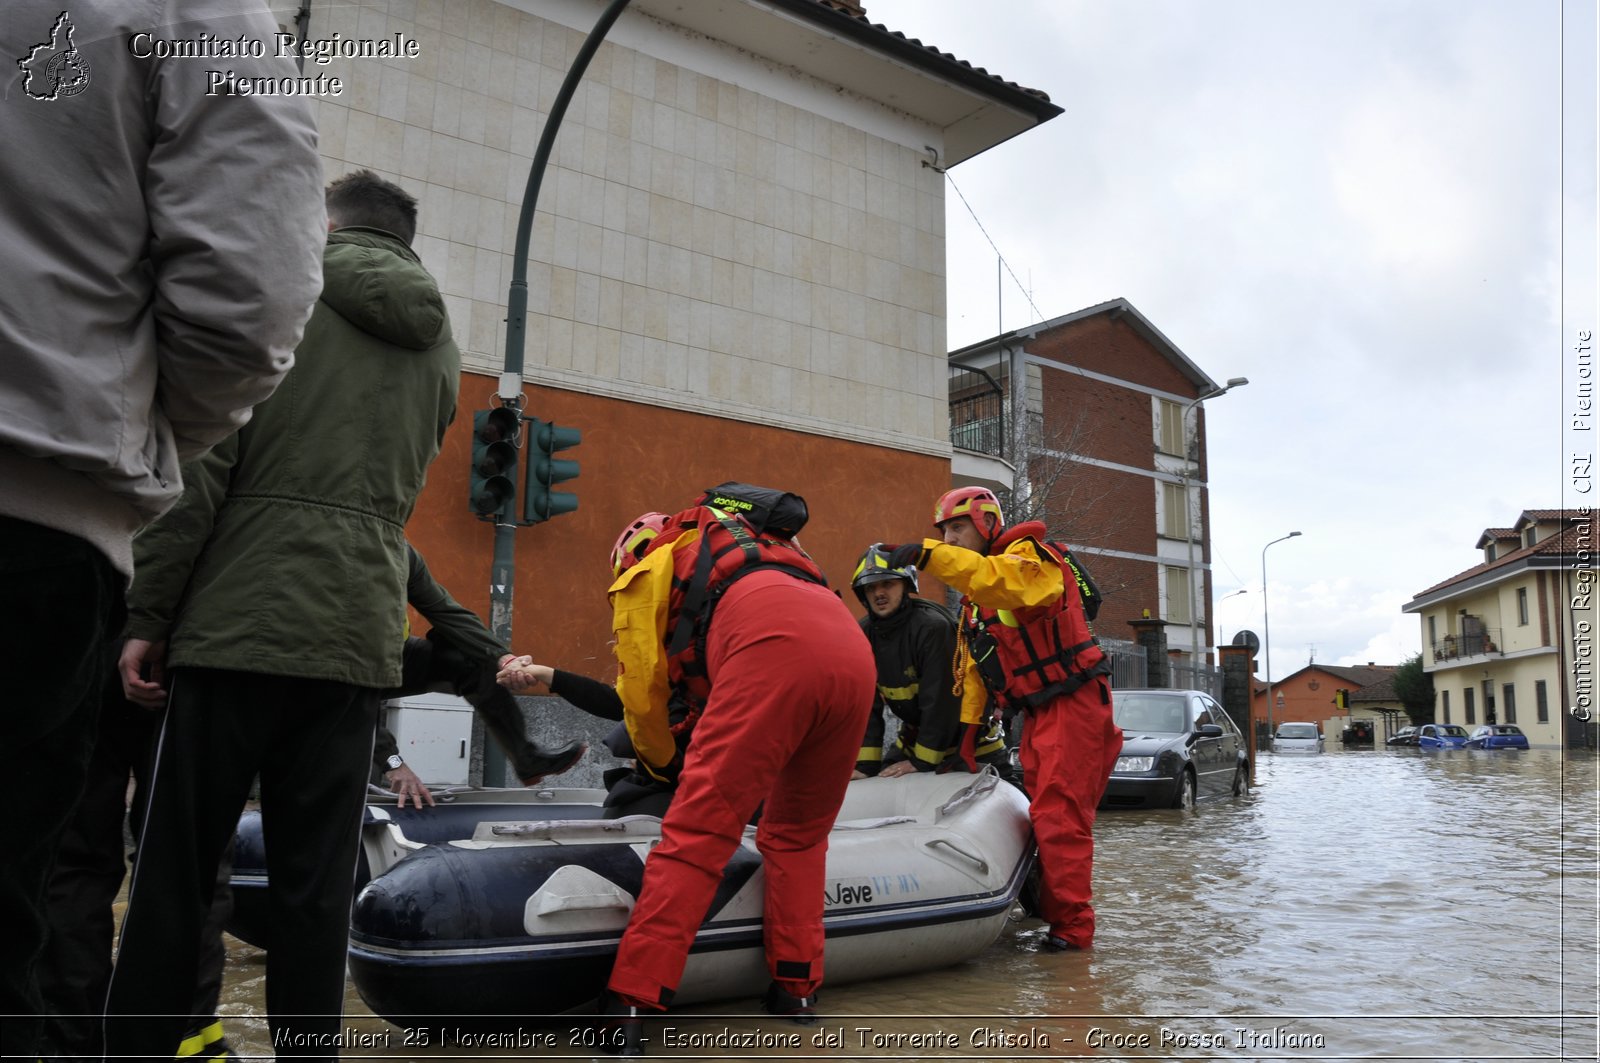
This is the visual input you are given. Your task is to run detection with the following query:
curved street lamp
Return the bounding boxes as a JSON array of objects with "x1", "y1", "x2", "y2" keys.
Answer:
[
  {"x1": 1261, "y1": 530, "x2": 1302, "y2": 741},
  {"x1": 1181, "y1": 377, "x2": 1248, "y2": 665}
]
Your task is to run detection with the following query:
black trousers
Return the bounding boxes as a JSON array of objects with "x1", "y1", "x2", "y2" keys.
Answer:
[
  {"x1": 0, "y1": 518, "x2": 125, "y2": 1063},
  {"x1": 386, "y1": 635, "x2": 549, "y2": 783},
  {"x1": 37, "y1": 670, "x2": 232, "y2": 1060},
  {"x1": 103, "y1": 668, "x2": 377, "y2": 1062}
]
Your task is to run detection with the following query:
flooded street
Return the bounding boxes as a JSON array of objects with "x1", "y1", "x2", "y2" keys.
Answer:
[{"x1": 205, "y1": 747, "x2": 1598, "y2": 1060}]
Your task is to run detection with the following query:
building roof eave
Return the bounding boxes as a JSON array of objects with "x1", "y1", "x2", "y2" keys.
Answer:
[
  {"x1": 633, "y1": 0, "x2": 1063, "y2": 167},
  {"x1": 1405, "y1": 520, "x2": 1593, "y2": 610},
  {"x1": 945, "y1": 297, "x2": 1219, "y2": 394}
]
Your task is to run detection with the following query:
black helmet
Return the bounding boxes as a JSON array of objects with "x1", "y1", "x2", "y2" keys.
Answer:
[{"x1": 851, "y1": 543, "x2": 918, "y2": 605}]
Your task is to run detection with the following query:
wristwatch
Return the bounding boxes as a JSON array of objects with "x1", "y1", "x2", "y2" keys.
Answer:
[{"x1": 385, "y1": 754, "x2": 404, "y2": 772}]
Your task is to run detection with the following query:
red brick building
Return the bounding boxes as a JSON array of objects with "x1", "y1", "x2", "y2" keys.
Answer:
[
  {"x1": 948, "y1": 298, "x2": 1240, "y2": 669},
  {"x1": 1252, "y1": 662, "x2": 1399, "y2": 735}
]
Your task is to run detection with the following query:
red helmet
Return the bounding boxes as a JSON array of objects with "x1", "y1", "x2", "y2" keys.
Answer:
[
  {"x1": 934, "y1": 486, "x2": 1005, "y2": 541},
  {"x1": 610, "y1": 512, "x2": 670, "y2": 576}
]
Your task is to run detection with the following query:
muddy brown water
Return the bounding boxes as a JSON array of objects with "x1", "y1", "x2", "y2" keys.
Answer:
[{"x1": 171, "y1": 747, "x2": 1596, "y2": 1060}]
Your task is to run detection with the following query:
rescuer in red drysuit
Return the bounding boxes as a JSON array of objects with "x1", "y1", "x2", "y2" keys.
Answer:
[
  {"x1": 598, "y1": 487, "x2": 876, "y2": 1049},
  {"x1": 884, "y1": 487, "x2": 1120, "y2": 950}
]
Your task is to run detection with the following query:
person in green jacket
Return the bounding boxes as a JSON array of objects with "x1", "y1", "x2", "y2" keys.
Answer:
[{"x1": 105, "y1": 170, "x2": 460, "y2": 1060}]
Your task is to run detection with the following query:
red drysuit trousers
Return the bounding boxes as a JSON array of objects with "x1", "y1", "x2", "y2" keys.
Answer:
[
  {"x1": 1016, "y1": 678, "x2": 1121, "y2": 948},
  {"x1": 607, "y1": 572, "x2": 876, "y2": 1008}
]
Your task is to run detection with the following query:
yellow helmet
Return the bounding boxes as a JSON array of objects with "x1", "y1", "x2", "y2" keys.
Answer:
[{"x1": 850, "y1": 542, "x2": 918, "y2": 606}]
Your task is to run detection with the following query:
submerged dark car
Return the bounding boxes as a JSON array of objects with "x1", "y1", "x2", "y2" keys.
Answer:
[
  {"x1": 1386, "y1": 726, "x2": 1419, "y2": 747},
  {"x1": 1340, "y1": 720, "x2": 1375, "y2": 746},
  {"x1": 1100, "y1": 689, "x2": 1250, "y2": 811}
]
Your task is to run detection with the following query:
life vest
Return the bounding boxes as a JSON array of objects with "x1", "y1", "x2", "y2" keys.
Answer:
[
  {"x1": 653, "y1": 504, "x2": 828, "y2": 708},
  {"x1": 958, "y1": 521, "x2": 1110, "y2": 711}
]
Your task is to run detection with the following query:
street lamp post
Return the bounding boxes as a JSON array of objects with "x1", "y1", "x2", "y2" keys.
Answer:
[
  {"x1": 1261, "y1": 530, "x2": 1302, "y2": 741},
  {"x1": 1181, "y1": 376, "x2": 1249, "y2": 665}
]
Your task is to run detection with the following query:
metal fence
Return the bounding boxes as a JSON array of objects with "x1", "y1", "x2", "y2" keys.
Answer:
[
  {"x1": 1431, "y1": 629, "x2": 1503, "y2": 661},
  {"x1": 1169, "y1": 658, "x2": 1223, "y2": 698},
  {"x1": 1096, "y1": 637, "x2": 1222, "y2": 695},
  {"x1": 1098, "y1": 637, "x2": 1148, "y2": 690}
]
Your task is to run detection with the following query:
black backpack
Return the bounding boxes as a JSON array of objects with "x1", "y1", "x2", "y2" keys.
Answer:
[
  {"x1": 693, "y1": 481, "x2": 809, "y2": 539},
  {"x1": 1036, "y1": 540, "x2": 1104, "y2": 621}
]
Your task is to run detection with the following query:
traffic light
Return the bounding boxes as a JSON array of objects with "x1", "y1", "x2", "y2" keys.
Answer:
[
  {"x1": 523, "y1": 417, "x2": 580, "y2": 523},
  {"x1": 469, "y1": 407, "x2": 520, "y2": 519}
]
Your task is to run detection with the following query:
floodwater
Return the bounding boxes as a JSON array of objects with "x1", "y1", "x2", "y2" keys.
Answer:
[{"x1": 201, "y1": 746, "x2": 1598, "y2": 1061}]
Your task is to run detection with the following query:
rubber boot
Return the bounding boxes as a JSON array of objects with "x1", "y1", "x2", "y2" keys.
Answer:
[
  {"x1": 596, "y1": 991, "x2": 647, "y2": 1056},
  {"x1": 761, "y1": 982, "x2": 818, "y2": 1025}
]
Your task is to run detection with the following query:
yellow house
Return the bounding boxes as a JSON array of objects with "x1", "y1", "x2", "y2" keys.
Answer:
[{"x1": 1402, "y1": 509, "x2": 1598, "y2": 749}]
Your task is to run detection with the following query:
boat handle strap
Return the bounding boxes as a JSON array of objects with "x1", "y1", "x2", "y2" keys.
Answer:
[{"x1": 925, "y1": 837, "x2": 989, "y2": 874}]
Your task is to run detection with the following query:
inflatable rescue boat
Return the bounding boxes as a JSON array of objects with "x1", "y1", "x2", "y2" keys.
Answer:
[
  {"x1": 346, "y1": 769, "x2": 1032, "y2": 1027},
  {"x1": 227, "y1": 786, "x2": 608, "y2": 948}
]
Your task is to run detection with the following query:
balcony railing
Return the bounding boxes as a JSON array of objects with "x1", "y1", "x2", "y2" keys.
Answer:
[
  {"x1": 949, "y1": 364, "x2": 1006, "y2": 460},
  {"x1": 1432, "y1": 629, "x2": 1503, "y2": 661}
]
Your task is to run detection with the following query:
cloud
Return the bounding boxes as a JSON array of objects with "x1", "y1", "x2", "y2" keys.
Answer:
[{"x1": 865, "y1": 0, "x2": 1579, "y2": 671}]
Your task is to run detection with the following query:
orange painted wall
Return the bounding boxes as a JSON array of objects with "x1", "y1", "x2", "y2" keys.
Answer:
[{"x1": 403, "y1": 373, "x2": 952, "y2": 674}]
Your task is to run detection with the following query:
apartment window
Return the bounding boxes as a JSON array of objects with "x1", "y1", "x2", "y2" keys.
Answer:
[
  {"x1": 1159, "y1": 399, "x2": 1185, "y2": 456},
  {"x1": 1166, "y1": 565, "x2": 1192, "y2": 624},
  {"x1": 1441, "y1": 690, "x2": 1450, "y2": 724},
  {"x1": 1535, "y1": 680, "x2": 1548, "y2": 723},
  {"x1": 1516, "y1": 587, "x2": 1529, "y2": 626},
  {"x1": 1464, "y1": 686, "x2": 1476, "y2": 725},
  {"x1": 1428, "y1": 616, "x2": 1437, "y2": 651},
  {"x1": 1502, "y1": 683, "x2": 1517, "y2": 725},
  {"x1": 1162, "y1": 481, "x2": 1188, "y2": 538}
]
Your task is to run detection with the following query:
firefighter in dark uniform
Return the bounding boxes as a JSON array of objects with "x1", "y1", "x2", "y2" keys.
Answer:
[{"x1": 849, "y1": 543, "x2": 1008, "y2": 779}]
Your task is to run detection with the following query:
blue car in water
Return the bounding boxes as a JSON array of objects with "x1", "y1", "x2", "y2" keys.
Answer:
[
  {"x1": 1467, "y1": 724, "x2": 1530, "y2": 750},
  {"x1": 1416, "y1": 723, "x2": 1471, "y2": 749}
]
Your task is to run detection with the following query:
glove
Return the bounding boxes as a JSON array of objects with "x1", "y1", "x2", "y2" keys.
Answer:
[
  {"x1": 640, "y1": 748, "x2": 685, "y2": 785},
  {"x1": 885, "y1": 541, "x2": 931, "y2": 570}
]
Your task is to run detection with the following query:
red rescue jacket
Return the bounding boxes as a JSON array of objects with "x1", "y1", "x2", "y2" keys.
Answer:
[
  {"x1": 656, "y1": 505, "x2": 828, "y2": 706},
  {"x1": 959, "y1": 522, "x2": 1110, "y2": 711}
]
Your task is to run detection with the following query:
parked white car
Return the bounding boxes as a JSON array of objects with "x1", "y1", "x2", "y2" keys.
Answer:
[{"x1": 1273, "y1": 721, "x2": 1324, "y2": 754}]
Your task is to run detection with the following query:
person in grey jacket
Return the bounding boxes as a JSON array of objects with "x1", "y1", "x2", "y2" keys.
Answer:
[
  {"x1": 0, "y1": 2, "x2": 324, "y2": 1058},
  {"x1": 104, "y1": 169, "x2": 459, "y2": 1060}
]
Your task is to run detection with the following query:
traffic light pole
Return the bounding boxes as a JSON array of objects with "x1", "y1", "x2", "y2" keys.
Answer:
[
  {"x1": 464, "y1": 0, "x2": 624, "y2": 784},
  {"x1": 490, "y1": 0, "x2": 633, "y2": 648}
]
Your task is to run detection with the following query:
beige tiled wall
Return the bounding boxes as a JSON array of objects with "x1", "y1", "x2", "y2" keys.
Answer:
[{"x1": 291, "y1": 0, "x2": 951, "y2": 455}]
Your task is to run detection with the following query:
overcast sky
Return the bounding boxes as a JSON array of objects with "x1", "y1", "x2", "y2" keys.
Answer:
[{"x1": 867, "y1": 0, "x2": 1596, "y2": 679}]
